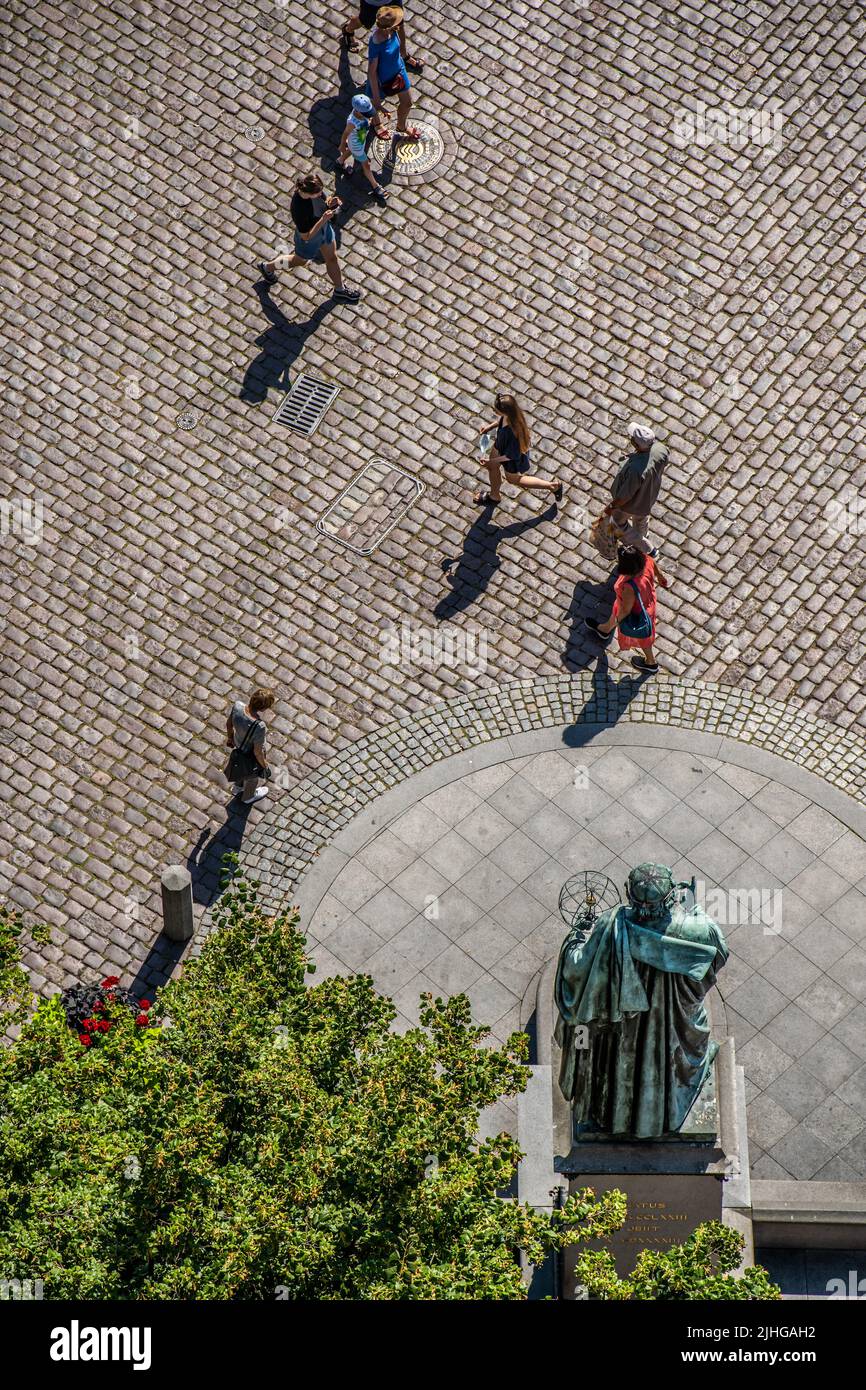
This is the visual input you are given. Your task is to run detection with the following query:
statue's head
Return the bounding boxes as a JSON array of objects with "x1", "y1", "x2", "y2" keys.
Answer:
[{"x1": 625, "y1": 863, "x2": 675, "y2": 921}]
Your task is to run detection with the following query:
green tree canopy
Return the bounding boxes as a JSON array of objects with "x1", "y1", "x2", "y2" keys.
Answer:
[
  {"x1": 573, "y1": 1222, "x2": 780, "y2": 1300},
  {"x1": 0, "y1": 875, "x2": 625, "y2": 1299}
]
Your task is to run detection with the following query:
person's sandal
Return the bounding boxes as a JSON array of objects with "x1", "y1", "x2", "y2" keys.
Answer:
[
  {"x1": 340, "y1": 22, "x2": 360, "y2": 51},
  {"x1": 553, "y1": 482, "x2": 563, "y2": 500},
  {"x1": 473, "y1": 490, "x2": 499, "y2": 507},
  {"x1": 405, "y1": 54, "x2": 425, "y2": 72},
  {"x1": 258, "y1": 261, "x2": 278, "y2": 285},
  {"x1": 394, "y1": 125, "x2": 422, "y2": 141}
]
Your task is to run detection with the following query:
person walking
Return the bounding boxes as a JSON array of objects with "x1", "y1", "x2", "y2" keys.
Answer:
[
  {"x1": 474, "y1": 393, "x2": 563, "y2": 507},
  {"x1": 338, "y1": 94, "x2": 389, "y2": 199},
  {"x1": 584, "y1": 545, "x2": 669, "y2": 674},
  {"x1": 225, "y1": 688, "x2": 275, "y2": 804},
  {"x1": 341, "y1": 1, "x2": 425, "y2": 73},
  {"x1": 367, "y1": 7, "x2": 421, "y2": 141},
  {"x1": 605, "y1": 422, "x2": 669, "y2": 556},
  {"x1": 259, "y1": 173, "x2": 361, "y2": 300}
]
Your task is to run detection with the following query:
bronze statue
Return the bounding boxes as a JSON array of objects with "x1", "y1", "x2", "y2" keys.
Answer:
[{"x1": 554, "y1": 864, "x2": 728, "y2": 1139}]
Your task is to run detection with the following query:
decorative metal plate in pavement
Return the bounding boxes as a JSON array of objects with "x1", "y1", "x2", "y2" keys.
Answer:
[
  {"x1": 272, "y1": 374, "x2": 340, "y2": 437},
  {"x1": 316, "y1": 459, "x2": 424, "y2": 556},
  {"x1": 368, "y1": 117, "x2": 455, "y2": 183}
]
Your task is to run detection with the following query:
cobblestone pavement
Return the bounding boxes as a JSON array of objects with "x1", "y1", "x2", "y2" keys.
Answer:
[
  {"x1": 284, "y1": 724, "x2": 866, "y2": 1181},
  {"x1": 1, "y1": 1, "x2": 866, "y2": 990}
]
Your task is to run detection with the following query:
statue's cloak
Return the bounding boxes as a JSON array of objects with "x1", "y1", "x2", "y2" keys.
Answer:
[{"x1": 554, "y1": 905, "x2": 728, "y2": 1138}]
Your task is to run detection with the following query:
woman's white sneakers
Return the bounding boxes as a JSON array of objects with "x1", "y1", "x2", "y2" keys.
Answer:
[{"x1": 242, "y1": 786, "x2": 269, "y2": 804}]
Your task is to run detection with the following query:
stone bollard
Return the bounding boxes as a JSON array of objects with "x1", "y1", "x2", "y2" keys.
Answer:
[{"x1": 161, "y1": 865, "x2": 194, "y2": 942}]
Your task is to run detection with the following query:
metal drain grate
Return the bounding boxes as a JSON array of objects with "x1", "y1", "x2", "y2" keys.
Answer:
[
  {"x1": 317, "y1": 459, "x2": 424, "y2": 556},
  {"x1": 272, "y1": 374, "x2": 340, "y2": 437}
]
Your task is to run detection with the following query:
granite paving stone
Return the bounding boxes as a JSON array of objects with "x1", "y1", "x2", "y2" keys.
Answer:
[
  {"x1": 803, "y1": 1095, "x2": 866, "y2": 1153},
  {"x1": 390, "y1": 860, "x2": 452, "y2": 914},
  {"x1": 737, "y1": 1034, "x2": 797, "y2": 1092},
  {"x1": 389, "y1": 917, "x2": 451, "y2": 973},
  {"x1": 798, "y1": 1034, "x2": 863, "y2": 1092},
  {"x1": 826, "y1": 945, "x2": 866, "y2": 1002},
  {"x1": 763, "y1": 1002, "x2": 828, "y2": 1062},
  {"x1": 746, "y1": 1093, "x2": 799, "y2": 1152},
  {"x1": 835, "y1": 1063, "x2": 866, "y2": 1122},
  {"x1": 422, "y1": 831, "x2": 484, "y2": 883},
  {"x1": 424, "y1": 942, "x2": 486, "y2": 996},
  {"x1": 760, "y1": 943, "x2": 824, "y2": 1000},
  {"x1": 769, "y1": 1124, "x2": 837, "y2": 1181},
  {"x1": 354, "y1": 885, "x2": 416, "y2": 939},
  {"x1": 766, "y1": 1063, "x2": 832, "y2": 1125},
  {"x1": 830, "y1": 1005, "x2": 866, "y2": 1063},
  {"x1": 822, "y1": 888, "x2": 866, "y2": 944},
  {"x1": 487, "y1": 828, "x2": 551, "y2": 883},
  {"x1": 753, "y1": 830, "x2": 817, "y2": 884}
]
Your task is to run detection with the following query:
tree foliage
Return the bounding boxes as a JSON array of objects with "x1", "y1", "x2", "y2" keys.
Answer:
[
  {"x1": 0, "y1": 904, "x2": 49, "y2": 1029},
  {"x1": 0, "y1": 876, "x2": 625, "y2": 1300},
  {"x1": 573, "y1": 1221, "x2": 781, "y2": 1300}
]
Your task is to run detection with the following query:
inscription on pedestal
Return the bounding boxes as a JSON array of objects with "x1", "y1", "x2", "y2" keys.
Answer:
[{"x1": 563, "y1": 1172, "x2": 723, "y2": 1292}]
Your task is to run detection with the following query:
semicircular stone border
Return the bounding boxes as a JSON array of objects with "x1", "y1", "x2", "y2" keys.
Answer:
[{"x1": 231, "y1": 674, "x2": 865, "y2": 918}]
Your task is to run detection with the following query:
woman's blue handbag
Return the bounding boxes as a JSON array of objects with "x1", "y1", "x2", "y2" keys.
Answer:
[{"x1": 618, "y1": 578, "x2": 652, "y2": 640}]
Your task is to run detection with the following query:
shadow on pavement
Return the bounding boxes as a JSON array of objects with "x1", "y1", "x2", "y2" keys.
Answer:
[
  {"x1": 561, "y1": 567, "x2": 619, "y2": 672},
  {"x1": 435, "y1": 502, "x2": 556, "y2": 621},
  {"x1": 127, "y1": 934, "x2": 189, "y2": 1001},
  {"x1": 561, "y1": 648, "x2": 646, "y2": 748},
  {"x1": 186, "y1": 798, "x2": 252, "y2": 908},
  {"x1": 239, "y1": 285, "x2": 338, "y2": 403},
  {"x1": 307, "y1": 43, "x2": 393, "y2": 233}
]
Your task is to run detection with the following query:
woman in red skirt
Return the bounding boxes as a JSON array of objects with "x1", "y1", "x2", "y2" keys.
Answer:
[{"x1": 585, "y1": 545, "x2": 669, "y2": 673}]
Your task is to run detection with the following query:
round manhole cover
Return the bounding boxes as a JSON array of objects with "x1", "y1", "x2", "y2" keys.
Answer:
[{"x1": 368, "y1": 117, "x2": 455, "y2": 182}]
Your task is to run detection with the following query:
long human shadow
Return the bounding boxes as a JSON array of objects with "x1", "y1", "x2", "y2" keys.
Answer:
[
  {"x1": 561, "y1": 647, "x2": 646, "y2": 748},
  {"x1": 239, "y1": 284, "x2": 338, "y2": 404},
  {"x1": 307, "y1": 40, "x2": 393, "y2": 236},
  {"x1": 561, "y1": 566, "x2": 619, "y2": 672},
  {"x1": 434, "y1": 503, "x2": 556, "y2": 621},
  {"x1": 186, "y1": 798, "x2": 252, "y2": 908}
]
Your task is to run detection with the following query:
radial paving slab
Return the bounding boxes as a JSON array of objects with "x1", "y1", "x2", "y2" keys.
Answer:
[{"x1": 223, "y1": 675, "x2": 866, "y2": 1180}]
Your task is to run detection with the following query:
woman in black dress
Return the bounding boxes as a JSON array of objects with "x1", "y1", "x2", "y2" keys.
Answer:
[{"x1": 474, "y1": 393, "x2": 563, "y2": 507}]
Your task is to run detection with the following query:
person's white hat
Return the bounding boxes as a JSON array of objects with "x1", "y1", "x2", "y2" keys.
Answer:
[{"x1": 628, "y1": 421, "x2": 655, "y2": 449}]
